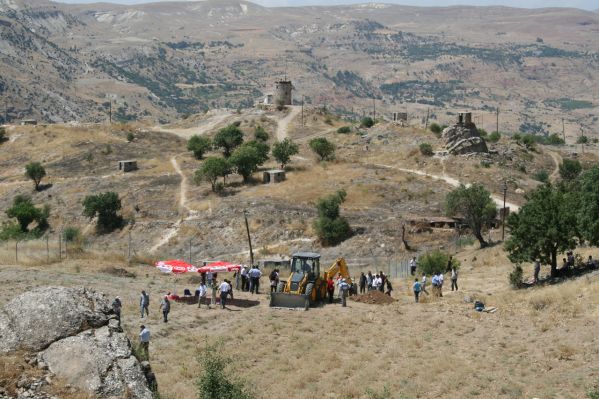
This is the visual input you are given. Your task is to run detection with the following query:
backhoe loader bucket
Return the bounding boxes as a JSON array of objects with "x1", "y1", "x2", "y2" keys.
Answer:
[{"x1": 270, "y1": 292, "x2": 310, "y2": 310}]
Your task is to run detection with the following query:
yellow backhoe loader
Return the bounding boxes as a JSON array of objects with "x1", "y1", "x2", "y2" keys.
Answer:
[{"x1": 269, "y1": 252, "x2": 354, "y2": 309}]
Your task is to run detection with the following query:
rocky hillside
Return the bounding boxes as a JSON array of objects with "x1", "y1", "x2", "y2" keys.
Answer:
[{"x1": 0, "y1": 0, "x2": 597, "y2": 136}]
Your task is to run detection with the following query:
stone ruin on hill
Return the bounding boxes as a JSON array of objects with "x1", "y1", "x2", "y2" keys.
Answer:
[
  {"x1": 442, "y1": 112, "x2": 488, "y2": 155},
  {"x1": 0, "y1": 287, "x2": 156, "y2": 399}
]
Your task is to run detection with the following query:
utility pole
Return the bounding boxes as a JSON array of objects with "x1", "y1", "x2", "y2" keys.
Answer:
[
  {"x1": 502, "y1": 181, "x2": 507, "y2": 241},
  {"x1": 3, "y1": 94, "x2": 7, "y2": 124},
  {"x1": 372, "y1": 97, "x2": 376, "y2": 122},
  {"x1": 496, "y1": 107, "x2": 499, "y2": 135},
  {"x1": 58, "y1": 230, "x2": 62, "y2": 261},
  {"x1": 301, "y1": 95, "x2": 304, "y2": 127},
  {"x1": 243, "y1": 210, "x2": 254, "y2": 267},
  {"x1": 562, "y1": 118, "x2": 565, "y2": 142},
  {"x1": 425, "y1": 108, "x2": 430, "y2": 129},
  {"x1": 128, "y1": 230, "x2": 132, "y2": 259},
  {"x1": 46, "y1": 235, "x2": 49, "y2": 263},
  {"x1": 109, "y1": 101, "x2": 112, "y2": 124},
  {"x1": 188, "y1": 239, "x2": 192, "y2": 264}
]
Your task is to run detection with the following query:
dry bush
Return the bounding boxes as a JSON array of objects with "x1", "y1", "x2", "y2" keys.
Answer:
[{"x1": 557, "y1": 344, "x2": 577, "y2": 361}]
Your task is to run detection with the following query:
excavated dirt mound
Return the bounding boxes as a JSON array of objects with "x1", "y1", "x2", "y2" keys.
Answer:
[{"x1": 350, "y1": 290, "x2": 396, "y2": 305}]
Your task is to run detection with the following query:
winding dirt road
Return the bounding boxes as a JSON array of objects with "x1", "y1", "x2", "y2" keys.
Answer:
[{"x1": 275, "y1": 106, "x2": 300, "y2": 141}]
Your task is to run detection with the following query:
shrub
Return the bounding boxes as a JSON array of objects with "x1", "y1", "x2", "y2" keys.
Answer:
[
  {"x1": 309, "y1": 137, "x2": 335, "y2": 161},
  {"x1": 337, "y1": 126, "x2": 351, "y2": 134},
  {"x1": 187, "y1": 135, "x2": 212, "y2": 159},
  {"x1": 429, "y1": 122, "x2": 442, "y2": 135},
  {"x1": 533, "y1": 169, "x2": 549, "y2": 183},
  {"x1": 419, "y1": 143, "x2": 433, "y2": 156},
  {"x1": 254, "y1": 126, "x2": 269, "y2": 142},
  {"x1": 196, "y1": 341, "x2": 254, "y2": 399},
  {"x1": 480, "y1": 160, "x2": 491, "y2": 168},
  {"x1": 126, "y1": 132, "x2": 135, "y2": 142},
  {"x1": 559, "y1": 159, "x2": 582, "y2": 182},
  {"x1": 0, "y1": 127, "x2": 6, "y2": 143},
  {"x1": 477, "y1": 128, "x2": 488, "y2": 138},
  {"x1": 547, "y1": 133, "x2": 565, "y2": 145},
  {"x1": 488, "y1": 131, "x2": 501, "y2": 143},
  {"x1": 82, "y1": 192, "x2": 123, "y2": 233},
  {"x1": 417, "y1": 249, "x2": 458, "y2": 275},
  {"x1": 577, "y1": 135, "x2": 589, "y2": 145},
  {"x1": 360, "y1": 117, "x2": 374, "y2": 128},
  {"x1": 324, "y1": 116, "x2": 333, "y2": 125},
  {"x1": 509, "y1": 265, "x2": 523, "y2": 289},
  {"x1": 25, "y1": 162, "x2": 46, "y2": 191},
  {"x1": 63, "y1": 227, "x2": 81, "y2": 242}
]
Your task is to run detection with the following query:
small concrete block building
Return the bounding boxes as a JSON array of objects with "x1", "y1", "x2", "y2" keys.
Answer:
[
  {"x1": 118, "y1": 160, "x2": 138, "y2": 172},
  {"x1": 263, "y1": 169, "x2": 285, "y2": 184}
]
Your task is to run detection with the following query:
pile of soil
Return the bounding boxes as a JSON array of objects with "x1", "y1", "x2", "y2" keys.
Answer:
[
  {"x1": 350, "y1": 290, "x2": 396, "y2": 305},
  {"x1": 101, "y1": 267, "x2": 136, "y2": 278}
]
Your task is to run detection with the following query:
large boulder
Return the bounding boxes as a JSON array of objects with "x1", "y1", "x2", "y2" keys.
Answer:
[
  {"x1": 0, "y1": 287, "x2": 111, "y2": 353},
  {"x1": 442, "y1": 123, "x2": 488, "y2": 155},
  {"x1": 40, "y1": 326, "x2": 153, "y2": 399}
]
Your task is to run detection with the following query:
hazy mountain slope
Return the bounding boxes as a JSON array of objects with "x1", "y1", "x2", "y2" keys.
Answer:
[{"x1": 0, "y1": 0, "x2": 597, "y2": 135}]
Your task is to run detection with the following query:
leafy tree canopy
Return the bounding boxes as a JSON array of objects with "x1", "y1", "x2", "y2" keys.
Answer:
[
  {"x1": 272, "y1": 138, "x2": 299, "y2": 168},
  {"x1": 82, "y1": 192, "x2": 123, "y2": 233},
  {"x1": 187, "y1": 135, "x2": 212, "y2": 159},
  {"x1": 213, "y1": 125, "x2": 244, "y2": 157},
  {"x1": 194, "y1": 157, "x2": 231, "y2": 192},
  {"x1": 25, "y1": 162, "x2": 46, "y2": 191},
  {"x1": 309, "y1": 137, "x2": 335, "y2": 161}
]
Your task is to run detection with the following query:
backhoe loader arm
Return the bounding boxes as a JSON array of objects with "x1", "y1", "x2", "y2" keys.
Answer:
[{"x1": 325, "y1": 257, "x2": 353, "y2": 285}]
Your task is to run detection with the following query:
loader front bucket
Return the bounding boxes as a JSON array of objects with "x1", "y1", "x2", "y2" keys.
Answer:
[{"x1": 270, "y1": 293, "x2": 310, "y2": 310}]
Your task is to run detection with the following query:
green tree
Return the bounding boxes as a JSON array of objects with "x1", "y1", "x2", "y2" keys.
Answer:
[
  {"x1": 559, "y1": 159, "x2": 582, "y2": 182},
  {"x1": 419, "y1": 143, "x2": 433, "y2": 156},
  {"x1": 187, "y1": 135, "x2": 212, "y2": 159},
  {"x1": 5, "y1": 195, "x2": 47, "y2": 233},
  {"x1": 445, "y1": 184, "x2": 497, "y2": 248},
  {"x1": 194, "y1": 157, "x2": 231, "y2": 192},
  {"x1": 309, "y1": 137, "x2": 335, "y2": 161},
  {"x1": 313, "y1": 190, "x2": 352, "y2": 246},
  {"x1": 577, "y1": 165, "x2": 599, "y2": 246},
  {"x1": 254, "y1": 126, "x2": 269, "y2": 142},
  {"x1": 429, "y1": 123, "x2": 442, "y2": 135},
  {"x1": 577, "y1": 135, "x2": 589, "y2": 145},
  {"x1": 505, "y1": 184, "x2": 578, "y2": 277},
  {"x1": 213, "y1": 125, "x2": 244, "y2": 157},
  {"x1": 547, "y1": 133, "x2": 565, "y2": 145},
  {"x1": 126, "y1": 132, "x2": 135, "y2": 142},
  {"x1": 25, "y1": 162, "x2": 46, "y2": 191},
  {"x1": 229, "y1": 145, "x2": 263, "y2": 183},
  {"x1": 360, "y1": 117, "x2": 374, "y2": 128},
  {"x1": 337, "y1": 126, "x2": 351, "y2": 134},
  {"x1": 82, "y1": 192, "x2": 123, "y2": 232},
  {"x1": 244, "y1": 140, "x2": 270, "y2": 165},
  {"x1": 272, "y1": 138, "x2": 299, "y2": 168},
  {"x1": 196, "y1": 341, "x2": 254, "y2": 399}
]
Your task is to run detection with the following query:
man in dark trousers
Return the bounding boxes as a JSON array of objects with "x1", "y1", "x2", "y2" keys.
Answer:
[
  {"x1": 140, "y1": 290, "x2": 149, "y2": 319},
  {"x1": 139, "y1": 325, "x2": 150, "y2": 359},
  {"x1": 358, "y1": 272, "x2": 366, "y2": 294},
  {"x1": 112, "y1": 296, "x2": 122, "y2": 327},
  {"x1": 159, "y1": 295, "x2": 170, "y2": 323}
]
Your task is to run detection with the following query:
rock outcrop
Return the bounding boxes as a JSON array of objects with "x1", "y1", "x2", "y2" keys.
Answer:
[
  {"x1": 442, "y1": 122, "x2": 488, "y2": 155},
  {"x1": 0, "y1": 287, "x2": 155, "y2": 399}
]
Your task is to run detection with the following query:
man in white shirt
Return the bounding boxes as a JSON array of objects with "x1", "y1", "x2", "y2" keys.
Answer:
[
  {"x1": 240, "y1": 266, "x2": 249, "y2": 291},
  {"x1": 248, "y1": 266, "x2": 262, "y2": 294},
  {"x1": 438, "y1": 272, "x2": 444, "y2": 297},
  {"x1": 410, "y1": 257, "x2": 417, "y2": 276},
  {"x1": 421, "y1": 273, "x2": 429, "y2": 295},
  {"x1": 218, "y1": 280, "x2": 231, "y2": 309},
  {"x1": 197, "y1": 282, "x2": 208, "y2": 309},
  {"x1": 139, "y1": 325, "x2": 150, "y2": 359}
]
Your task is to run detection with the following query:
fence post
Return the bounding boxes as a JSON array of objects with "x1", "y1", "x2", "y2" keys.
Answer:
[
  {"x1": 58, "y1": 231, "x2": 62, "y2": 261},
  {"x1": 46, "y1": 235, "x2": 49, "y2": 263}
]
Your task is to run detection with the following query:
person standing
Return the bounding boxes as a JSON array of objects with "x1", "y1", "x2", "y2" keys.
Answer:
[
  {"x1": 206, "y1": 271, "x2": 213, "y2": 288},
  {"x1": 159, "y1": 295, "x2": 170, "y2": 323},
  {"x1": 410, "y1": 257, "x2": 417, "y2": 276},
  {"x1": 269, "y1": 269, "x2": 279, "y2": 293},
  {"x1": 240, "y1": 266, "x2": 249, "y2": 291},
  {"x1": 339, "y1": 279, "x2": 350, "y2": 307},
  {"x1": 378, "y1": 271, "x2": 386, "y2": 293},
  {"x1": 112, "y1": 297, "x2": 122, "y2": 327},
  {"x1": 431, "y1": 273, "x2": 439, "y2": 296},
  {"x1": 438, "y1": 272, "x2": 444, "y2": 297},
  {"x1": 139, "y1": 325, "x2": 150, "y2": 359},
  {"x1": 451, "y1": 267, "x2": 458, "y2": 291},
  {"x1": 412, "y1": 278, "x2": 422, "y2": 303},
  {"x1": 366, "y1": 271, "x2": 373, "y2": 291},
  {"x1": 385, "y1": 278, "x2": 393, "y2": 296},
  {"x1": 327, "y1": 276, "x2": 335, "y2": 304},
  {"x1": 197, "y1": 281, "x2": 207, "y2": 308},
  {"x1": 533, "y1": 259, "x2": 541, "y2": 283},
  {"x1": 447, "y1": 255, "x2": 454, "y2": 272},
  {"x1": 140, "y1": 290, "x2": 150, "y2": 319},
  {"x1": 249, "y1": 265, "x2": 262, "y2": 294},
  {"x1": 421, "y1": 273, "x2": 429, "y2": 295},
  {"x1": 218, "y1": 279, "x2": 231, "y2": 309},
  {"x1": 358, "y1": 272, "x2": 366, "y2": 294}
]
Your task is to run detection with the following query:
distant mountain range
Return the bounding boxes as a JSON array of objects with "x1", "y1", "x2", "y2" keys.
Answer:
[{"x1": 0, "y1": 0, "x2": 597, "y2": 134}]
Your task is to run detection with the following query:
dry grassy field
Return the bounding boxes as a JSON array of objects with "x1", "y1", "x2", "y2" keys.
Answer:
[{"x1": 0, "y1": 242, "x2": 597, "y2": 399}]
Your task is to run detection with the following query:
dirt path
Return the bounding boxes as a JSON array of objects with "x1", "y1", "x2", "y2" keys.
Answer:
[
  {"x1": 546, "y1": 149, "x2": 563, "y2": 183},
  {"x1": 154, "y1": 112, "x2": 232, "y2": 139},
  {"x1": 373, "y1": 162, "x2": 520, "y2": 211},
  {"x1": 275, "y1": 106, "x2": 300, "y2": 141}
]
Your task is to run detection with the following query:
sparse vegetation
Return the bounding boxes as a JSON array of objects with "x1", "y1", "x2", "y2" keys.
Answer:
[
  {"x1": 309, "y1": 137, "x2": 335, "y2": 161},
  {"x1": 82, "y1": 192, "x2": 123, "y2": 233},
  {"x1": 313, "y1": 189, "x2": 352, "y2": 246},
  {"x1": 337, "y1": 126, "x2": 351, "y2": 134},
  {"x1": 126, "y1": 132, "x2": 135, "y2": 142},
  {"x1": 417, "y1": 249, "x2": 459, "y2": 275},
  {"x1": 446, "y1": 184, "x2": 496, "y2": 248},
  {"x1": 488, "y1": 131, "x2": 501, "y2": 143},
  {"x1": 533, "y1": 169, "x2": 549, "y2": 183},
  {"x1": 360, "y1": 117, "x2": 375, "y2": 128},
  {"x1": 187, "y1": 135, "x2": 212, "y2": 160},
  {"x1": 547, "y1": 133, "x2": 565, "y2": 145},
  {"x1": 1, "y1": 195, "x2": 49, "y2": 240},
  {"x1": 419, "y1": 143, "x2": 433, "y2": 156},
  {"x1": 559, "y1": 159, "x2": 582, "y2": 182},
  {"x1": 25, "y1": 162, "x2": 46, "y2": 191},
  {"x1": 229, "y1": 144, "x2": 264, "y2": 183},
  {"x1": 0, "y1": 127, "x2": 6, "y2": 143},
  {"x1": 254, "y1": 126, "x2": 269, "y2": 142},
  {"x1": 509, "y1": 264, "x2": 523, "y2": 288},
  {"x1": 272, "y1": 138, "x2": 298, "y2": 169}
]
